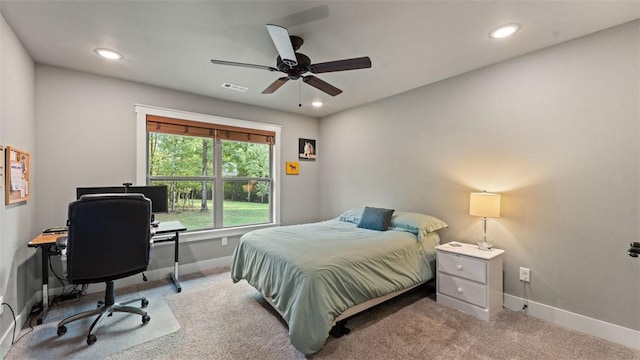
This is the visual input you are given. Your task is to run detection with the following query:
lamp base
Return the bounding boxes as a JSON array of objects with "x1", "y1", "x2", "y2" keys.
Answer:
[{"x1": 477, "y1": 239, "x2": 493, "y2": 251}]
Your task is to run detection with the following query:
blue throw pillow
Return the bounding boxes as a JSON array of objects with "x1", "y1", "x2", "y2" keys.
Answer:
[{"x1": 357, "y1": 207, "x2": 395, "y2": 231}]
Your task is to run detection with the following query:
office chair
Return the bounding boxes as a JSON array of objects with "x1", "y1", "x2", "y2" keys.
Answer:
[{"x1": 56, "y1": 194, "x2": 153, "y2": 345}]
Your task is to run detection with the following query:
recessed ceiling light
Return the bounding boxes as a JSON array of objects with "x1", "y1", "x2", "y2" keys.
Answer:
[
  {"x1": 489, "y1": 24, "x2": 520, "y2": 39},
  {"x1": 94, "y1": 48, "x2": 123, "y2": 60},
  {"x1": 311, "y1": 101, "x2": 323, "y2": 108}
]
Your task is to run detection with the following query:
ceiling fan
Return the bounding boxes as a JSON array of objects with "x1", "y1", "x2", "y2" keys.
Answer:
[{"x1": 210, "y1": 24, "x2": 371, "y2": 97}]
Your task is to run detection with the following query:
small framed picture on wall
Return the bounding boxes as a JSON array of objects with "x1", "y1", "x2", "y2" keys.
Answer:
[
  {"x1": 298, "y1": 138, "x2": 316, "y2": 161},
  {"x1": 286, "y1": 161, "x2": 300, "y2": 175}
]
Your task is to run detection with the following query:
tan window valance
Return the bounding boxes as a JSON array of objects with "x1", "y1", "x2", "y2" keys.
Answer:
[{"x1": 146, "y1": 114, "x2": 275, "y2": 145}]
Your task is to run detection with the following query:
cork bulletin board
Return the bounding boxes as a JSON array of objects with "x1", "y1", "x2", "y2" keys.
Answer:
[{"x1": 5, "y1": 146, "x2": 30, "y2": 204}]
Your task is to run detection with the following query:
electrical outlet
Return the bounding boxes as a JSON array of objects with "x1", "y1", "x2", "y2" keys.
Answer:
[
  {"x1": 221, "y1": 237, "x2": 228, "y2": 246},
  {"x1": 0, "y1": 296, "x2": 3, "y2": 316},
  {"x1": 519, "y1": 267, "x2": 531, "y2": 283}
]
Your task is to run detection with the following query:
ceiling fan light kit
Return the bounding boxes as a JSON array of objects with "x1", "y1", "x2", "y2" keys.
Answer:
[{"x1": 211, "y1": 24, "x2": 372, "y2": 99}]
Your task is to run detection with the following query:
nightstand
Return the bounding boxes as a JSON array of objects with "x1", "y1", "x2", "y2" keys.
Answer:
[{"x1": 435, "y1": 242, "x2": 504, "y2": 321}]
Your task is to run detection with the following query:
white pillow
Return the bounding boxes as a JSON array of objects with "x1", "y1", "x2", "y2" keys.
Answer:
[
  {"x1": 337, "y1": 207, "x2": 364, "y2": 224},
  {"x1": 389, "y1": 211, "x2": 448, "y2": 234}
]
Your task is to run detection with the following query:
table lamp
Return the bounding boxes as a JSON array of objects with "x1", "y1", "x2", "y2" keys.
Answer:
[{"x1": 470, "y1": 191, "x2": 501, "y2": 250}]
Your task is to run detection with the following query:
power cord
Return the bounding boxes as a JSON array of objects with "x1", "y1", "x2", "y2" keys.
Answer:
[
  {"x1": 13, "y1": 308, "x2": 36, "y2": 345},
  {"x1": 1, "y1": 302, "x2": 17, "y2": 345},
  {"x1": 47, "y1": 253, "x2": 87, "y2": 306},
  {"x1": 1, "y1": 300, "x2": 43, "y2": 346},
  {"x1": 521, "y1": 281, "x2": 529, "y2": 314}
]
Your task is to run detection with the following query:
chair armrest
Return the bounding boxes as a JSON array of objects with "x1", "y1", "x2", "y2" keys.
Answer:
[{"x1": 56, "y1": 236, "x2": 68, "y2": 249}]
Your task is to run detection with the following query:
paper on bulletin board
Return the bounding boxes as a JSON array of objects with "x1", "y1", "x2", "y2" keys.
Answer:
[{"x1": 10, "y1": 162, "x2": 24, "y2": 194}]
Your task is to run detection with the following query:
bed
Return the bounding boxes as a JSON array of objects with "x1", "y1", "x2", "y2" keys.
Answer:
[{"x1": 230, "y1": 208, "x2": 448, "y2": 355}]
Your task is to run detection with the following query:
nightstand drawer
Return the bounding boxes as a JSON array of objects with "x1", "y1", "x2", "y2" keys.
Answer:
[
  {"x1": 438, "y1": 273, "x2": 487, "y2": 308},
  {"x1": 438, "y1": 251, "x2": 487, "y2": 284}
]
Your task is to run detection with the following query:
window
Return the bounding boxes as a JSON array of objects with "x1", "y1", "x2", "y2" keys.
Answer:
[{"x1": 136, "y1": 105, "x2": 280, "y2": 234}]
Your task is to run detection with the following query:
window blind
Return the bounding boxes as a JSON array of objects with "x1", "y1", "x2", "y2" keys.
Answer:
[{"x1": 146, "y1": 114, "x2": 275, "y2": 145}]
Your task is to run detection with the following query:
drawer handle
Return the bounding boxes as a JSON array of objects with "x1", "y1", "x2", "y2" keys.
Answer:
[
  {"x1": 457, "y1": 287, "x2": 463, "y2": 293},
  {"x1": 456, "y1": 265, "x2": 463, "y2": 270}
]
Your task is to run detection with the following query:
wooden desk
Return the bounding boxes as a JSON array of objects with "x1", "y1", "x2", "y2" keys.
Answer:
[
  {"x1": 28, "y1": 221, "x2": 186, "y2": 324},
  {"x1": 29, "y1": 232, "x2": 65, "y2": 246}
]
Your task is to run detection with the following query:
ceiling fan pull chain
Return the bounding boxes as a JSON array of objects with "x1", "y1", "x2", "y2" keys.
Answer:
[{"x1": 299, "y1": 79, "x2": 302, "y2": 107}]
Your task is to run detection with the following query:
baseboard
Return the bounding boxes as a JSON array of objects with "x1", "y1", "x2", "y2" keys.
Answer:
[{"x1": 503, "y1": 293, "x2": 640, "y2": 350}]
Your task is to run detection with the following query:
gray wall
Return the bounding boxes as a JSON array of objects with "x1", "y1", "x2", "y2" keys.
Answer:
[
  {"x1": 0, "y1": 13, "x2": 37, "y2": 355},
  {"x1": 319, "y1": 21, "x2": 640, "y2": 331}
]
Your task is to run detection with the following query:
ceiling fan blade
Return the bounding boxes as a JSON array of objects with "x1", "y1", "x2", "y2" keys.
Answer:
[
  {"x1": 310, "y1": 56, "x2": 372, "y2": 74},
  {"x1": 266, "y1": 24, "x2": 297, "y2": 67},
  {"x1": 262, "y1": 77, "x2": 289, "y2": 94},
  {"x1": 303, "y1": 75, "x2": 342, "y2": 96},
  {"x1": 210, "y1": 59, "x2": 277, "y2": 72}
]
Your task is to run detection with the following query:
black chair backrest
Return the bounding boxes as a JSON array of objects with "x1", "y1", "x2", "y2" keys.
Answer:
[{"x1": 66, "y1": 194, "x2": 152, "y2": 284}]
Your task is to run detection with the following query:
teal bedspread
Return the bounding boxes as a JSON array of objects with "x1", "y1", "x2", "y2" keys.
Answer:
[{"x1": 230, "y1": 220, "x2": 439, "y2": 355}]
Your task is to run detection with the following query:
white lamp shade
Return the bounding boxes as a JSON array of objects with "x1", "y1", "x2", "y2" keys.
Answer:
[{"x1": 470, "y1": 192, "x2": 501, "y2": 218}]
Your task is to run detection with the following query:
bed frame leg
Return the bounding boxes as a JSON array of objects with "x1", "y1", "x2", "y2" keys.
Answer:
[{"x1": 330, "y1": 320, "x2": 351, "y2": 338}]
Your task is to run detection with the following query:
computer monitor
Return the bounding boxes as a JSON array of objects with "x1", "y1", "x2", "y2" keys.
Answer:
[
  {"x1": 126, "y1": 186, "x2": 169, "y2": 214},
  {"x1": 76, "y1": 185, "x2": 168, "y2": 213}
]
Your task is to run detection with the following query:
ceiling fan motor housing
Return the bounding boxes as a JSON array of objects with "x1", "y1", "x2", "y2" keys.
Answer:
[
  {"x1": 290, "y1": 35, "x2": 304, "y2": 51},
  {"x1": 277, "y1": 53, "x2": 311, "y2": 80}
]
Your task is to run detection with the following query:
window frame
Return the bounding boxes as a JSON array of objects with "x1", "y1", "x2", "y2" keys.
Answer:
[{"x1": 135, "y1": 104, "x2": 281, "y2": 240}]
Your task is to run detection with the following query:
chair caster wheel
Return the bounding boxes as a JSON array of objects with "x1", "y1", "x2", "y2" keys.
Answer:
[
  {"x1": 141, "y1": 299, "x2": 149, "y2": 308},
  {"x1": 97, "y1": 300, "x2": 104, "y2": 308},
  {"x1": 57, "y1": 326, "x2": 67, "y2": 336},
  {"x1": 142, "y1": 314, "x2": 150, "y2": 324},
  {"x1": 87, "y1": 334, "x2": 97, "y2": 345}
]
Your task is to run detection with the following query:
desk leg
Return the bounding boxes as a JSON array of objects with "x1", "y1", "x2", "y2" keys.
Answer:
[
  {"x1": 36, "y1": 245, "x2": 52, "y2": 325},
  {"x1": 169, "y1": 231, "x2": 182, "y2": 293}
]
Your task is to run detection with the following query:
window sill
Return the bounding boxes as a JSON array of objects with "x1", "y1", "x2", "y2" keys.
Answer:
[{"x1": 153, "y1": 223, "x2": 281, "y2": 244}]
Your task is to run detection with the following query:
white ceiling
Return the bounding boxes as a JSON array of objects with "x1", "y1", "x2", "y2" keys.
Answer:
[{"x1": 1, "y1": 1, "x2": 638, "y2": 118}]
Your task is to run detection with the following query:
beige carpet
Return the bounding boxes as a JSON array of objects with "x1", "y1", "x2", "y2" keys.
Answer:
[{"x1": 7, "y1": 271, "x2": 640, "y2": 359}]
